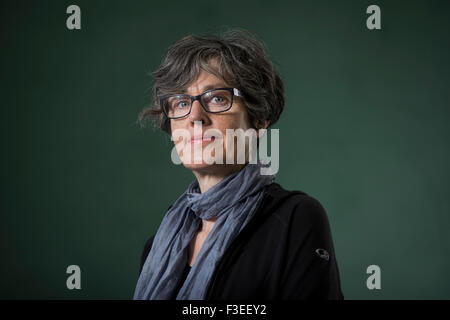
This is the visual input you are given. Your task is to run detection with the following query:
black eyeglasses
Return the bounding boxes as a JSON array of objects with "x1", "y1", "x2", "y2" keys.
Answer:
[{"x1": 160, "y1": 88, "x2": 243, "y2": 119}]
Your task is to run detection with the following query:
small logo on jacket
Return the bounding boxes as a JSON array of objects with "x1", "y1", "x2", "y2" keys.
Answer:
[{"x1": 315, "y1": 248, "x2": 329, "y2": 261}]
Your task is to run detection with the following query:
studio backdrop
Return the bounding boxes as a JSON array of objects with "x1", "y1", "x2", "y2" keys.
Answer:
[{"x1": 1, "y1": 0, "x2": 449, "y2": 299}]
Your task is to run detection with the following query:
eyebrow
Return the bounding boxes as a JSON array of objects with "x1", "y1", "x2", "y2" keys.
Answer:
[{"x1": 181, "y1": 83, "x2": 227, "y2": 95}]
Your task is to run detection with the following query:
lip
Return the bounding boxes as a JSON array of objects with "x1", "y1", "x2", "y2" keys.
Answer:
[{"x1": 190, "y1": 136, "x2": 215, "y2": 144}]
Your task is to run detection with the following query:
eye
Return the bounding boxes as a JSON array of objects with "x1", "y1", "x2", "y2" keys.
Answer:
[
  {"x1": 208, "y1": 94, "x2": 229, "y2": 105},
  {"x1": 213, "y1": 96, "x2": 225, "y2": 103},
  {"x1": 175, "y1": 100, "x2": 190, "y2": 109}
]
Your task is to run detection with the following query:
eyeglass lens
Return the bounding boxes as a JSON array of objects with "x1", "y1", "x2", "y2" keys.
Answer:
[{"x1": 163, "y1": 89, "x2": 233, "y2": 118}]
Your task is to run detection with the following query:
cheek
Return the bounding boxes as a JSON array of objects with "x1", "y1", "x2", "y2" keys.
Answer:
[
  {"x1": 217, "y1": 110, "x2": 252, "y2": 132},
  {"x1": 239, "y1": 114, "x2": 252, "y2": 130},
  {"x1": 170, "y1": 120, "x2": 190, "y2": 152},
  {"x1": 218, "y1": 116, "x2": 252, "y2": 155},
  {"x1": 234, "y1": 106, "x2": 252, "y2": 130},
  {"x1": 170, "y1": 119, "x2": 188, "y2": 139},
  {"x1": 170, "y1": 119, "x2": 178, "y2": 133}
]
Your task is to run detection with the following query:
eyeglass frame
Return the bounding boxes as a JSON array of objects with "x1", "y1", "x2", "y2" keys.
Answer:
[{"x1": 160, "y1": 87, "x2": 243, "y2": 119}]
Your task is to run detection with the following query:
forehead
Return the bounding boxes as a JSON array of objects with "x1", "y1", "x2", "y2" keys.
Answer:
[{"x1": 183, "y1": 69, "x2": 229, "y2": 95}]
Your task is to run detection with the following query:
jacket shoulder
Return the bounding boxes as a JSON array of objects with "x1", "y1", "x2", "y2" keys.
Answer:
[
  {"x1": 263, "y1": 183, "x2": 343, "y2": 299},
  {"x1": 263, "y1": 183, "x2": 330, "y2": 231},
  {"x1": 265, "y1": 182, "x2": 308, "y2": 199},
  {"x1": 264, "y1": 182, "x2": 324, "y2": 214}
]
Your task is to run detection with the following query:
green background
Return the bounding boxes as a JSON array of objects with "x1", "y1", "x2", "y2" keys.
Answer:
[{"x1": 1, "y1": 0, "x2": 449, "y2": 299}]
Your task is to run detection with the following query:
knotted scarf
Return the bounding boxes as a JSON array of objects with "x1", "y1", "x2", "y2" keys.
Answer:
[{"x1": 134, "y1": 162, "x2": 275, "y2": 299}]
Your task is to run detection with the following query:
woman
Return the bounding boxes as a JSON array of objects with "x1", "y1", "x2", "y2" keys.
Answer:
[{"x1": 134, "y1": 29, "x2": 344, "y2": 300}]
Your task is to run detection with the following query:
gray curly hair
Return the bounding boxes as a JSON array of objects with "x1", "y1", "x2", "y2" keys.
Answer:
[{"x1": 138, "y1": 29, "x2": 285, "y2": 134}]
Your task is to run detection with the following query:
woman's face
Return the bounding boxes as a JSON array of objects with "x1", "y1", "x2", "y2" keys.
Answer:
[{"x1": 170, "y1": 68, "x2": 252, "y2": 174}]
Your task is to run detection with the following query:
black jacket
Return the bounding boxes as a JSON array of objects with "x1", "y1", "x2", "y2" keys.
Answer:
[{"x1": 139, "y1": 183, "x2": 344, "y2": 300}]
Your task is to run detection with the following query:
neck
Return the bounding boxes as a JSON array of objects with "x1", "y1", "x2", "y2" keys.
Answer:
[
  {"x1": 192, "y1": 163, "x2": 247, "y2": 233},
  {"x1": 192, "y1": 164, "x2": 246, "y2": 194}
]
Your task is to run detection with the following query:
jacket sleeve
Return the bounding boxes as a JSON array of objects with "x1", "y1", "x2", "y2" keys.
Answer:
[
  {"x1": 279, "y1": 195, "x2": 344, "y2": 300},
  {"x1": 139, "y1": 235, "x2": 155, "y2": 275}
]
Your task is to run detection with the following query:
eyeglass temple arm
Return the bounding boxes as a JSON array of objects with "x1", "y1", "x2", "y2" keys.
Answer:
[{"x1": 233, "y1": 88, "x2": 243, "y2": 97}]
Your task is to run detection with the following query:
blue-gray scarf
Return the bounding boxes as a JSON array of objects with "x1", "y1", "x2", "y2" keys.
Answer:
[{"x1": 134, "y1": 163, "x2": 275, "y2": 300}]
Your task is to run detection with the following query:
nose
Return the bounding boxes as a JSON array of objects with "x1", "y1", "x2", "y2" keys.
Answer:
[{"x1": 188, "y1": 99, "x2": 209, "y2": 125}]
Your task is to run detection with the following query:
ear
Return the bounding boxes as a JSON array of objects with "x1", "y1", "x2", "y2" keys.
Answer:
[
  {"x1": 253, "y1": 119, "x2": 270, "y2": 129},
  {"x1": 253, "y1": 119, "x2": 270, "y2": 138}
]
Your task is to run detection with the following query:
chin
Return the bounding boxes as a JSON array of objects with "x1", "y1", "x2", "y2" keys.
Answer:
[
  {"x1": 178, "y1": 147, "x2": 225, "y2": 171},
  {"x1": 182, "y1": 160, "x2": 221, "y2": 172}
]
